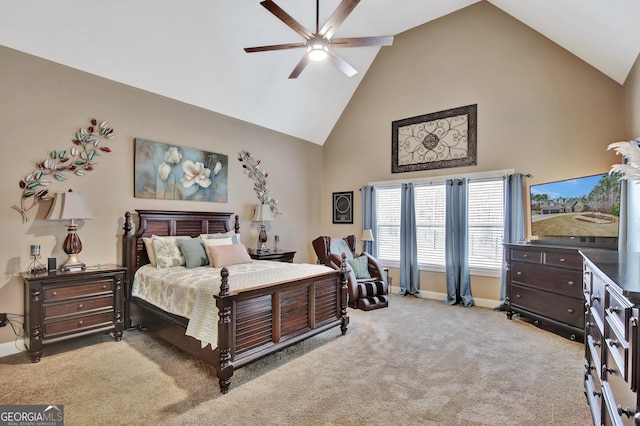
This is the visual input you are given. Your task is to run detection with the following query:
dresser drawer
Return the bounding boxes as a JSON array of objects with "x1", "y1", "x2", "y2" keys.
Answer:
[
  {"x1": 544, "y1": 251, "x2": 583, "y2": 269},
  {"x1": 44, "y1": 311, "x2": 114, "y2": 337},
  {"x1": 510, "y1": 262, "x2": 582, "y2": 297},
  {"x1": 590, "y1": 272, "x2": 607, "y2": 331},
  {"x1": 44, "y1": 295, "x2": 113, "y2": 319},
  {"x1": 605, "y1": 316, "x2": 629, "y2": 382},
  {"x1": 43, "y1": 280, "x2": 113, "y2": 301},
  {"x1": 510, "y1": 284, "x2": 585, "y2": 328},
  {"x1": 587, "y1": 308, "x2": 603, "y2": 378},
  {"x1": 510, "y1": 248, "x2": 542, "y2": 263},
  {"x1": 607, "y1": 287, "x2": 632, "y2": 341}
]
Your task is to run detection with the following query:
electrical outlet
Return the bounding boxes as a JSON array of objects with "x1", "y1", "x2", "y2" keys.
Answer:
[{"x1": 0, "y1": 313, "x2": 7, "y2": 327}]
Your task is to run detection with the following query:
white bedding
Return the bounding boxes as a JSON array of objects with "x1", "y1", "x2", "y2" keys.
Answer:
[{"x1": 132, "y1": 261, "x2": 334, "y2": 348}]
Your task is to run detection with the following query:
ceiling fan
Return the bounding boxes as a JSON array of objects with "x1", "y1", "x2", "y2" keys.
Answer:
[{"x1": 244, "y1": 0, "x2": 394, "y2": 79}]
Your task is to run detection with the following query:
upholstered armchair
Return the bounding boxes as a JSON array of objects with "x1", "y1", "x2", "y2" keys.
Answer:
[{"x1": 312, "y1": 235, "x2": 388, "y2": 311}]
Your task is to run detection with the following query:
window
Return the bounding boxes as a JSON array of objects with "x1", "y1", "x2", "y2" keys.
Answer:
[
  {"x1": 468, "y1": 179, "x2": 504, "y2": 270},
  {"x1": 415, "y1": 184, "x2": 446, "y2": 266},
  {"x1": 375, "y1": 186, "x2": 401, "y2": 262},
  {"x1": 373, "y1": 177, "x2": 504, "y2": 274}
]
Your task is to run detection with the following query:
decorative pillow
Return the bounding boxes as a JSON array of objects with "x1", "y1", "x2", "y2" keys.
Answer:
[
  {"x1": 329, "y1": 238, "x2": 354, "y2": 260},
  {"x1": 152, "y1": 236, "x2": 188, "y2": 268},
  {"x1": 347, "y1": 255, "x2": 371, "y2": 279},
  {"x1": 205, "y1": 243, "x2": 252, "y2": 268},
  {"x1": 178, "y1": 238, "x2": 209, "y2": 268},
  {"x1": 200, "y1": 231, "x2": 241, "y2": 245},
  {"x1": 144, "y1": 235, "x2": 190, "y2": 267}
]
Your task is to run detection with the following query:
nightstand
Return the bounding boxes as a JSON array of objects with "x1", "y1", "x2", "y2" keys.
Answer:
[
  {"x1": 248, "y1": 249, "x2": 296, "y2": 263},
  {"x1": 22, "y1": 264, "x2": 126, "y2": 362}
]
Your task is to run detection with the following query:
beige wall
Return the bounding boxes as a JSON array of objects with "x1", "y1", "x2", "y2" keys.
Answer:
[
  {"x1": 623, "y1": 52, "x2": 640, "y2": 137},
  {"x1": 322, "y1": 2, "x2": 624, "y2": 303},
  {"x1": 0, "y1": 46, "x2": 324, "y2": 346}
]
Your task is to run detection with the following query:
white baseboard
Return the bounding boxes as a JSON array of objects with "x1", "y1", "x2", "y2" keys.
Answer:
[
  {"x1": 0, "y1": 339, "x2": 26, "y2": 358},
  {"x1": 389, "y1": 286, "x2": 500, "y2": 309}
]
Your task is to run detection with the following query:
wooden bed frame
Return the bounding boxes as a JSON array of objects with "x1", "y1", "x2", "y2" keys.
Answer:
[{"x1": 122, "y1": 209, "x2": 349, "y2": 393}]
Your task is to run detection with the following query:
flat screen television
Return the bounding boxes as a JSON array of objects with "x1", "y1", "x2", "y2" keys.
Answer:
[{"x1": 529, "y1": 173, "x2": 621, "y2": 246}]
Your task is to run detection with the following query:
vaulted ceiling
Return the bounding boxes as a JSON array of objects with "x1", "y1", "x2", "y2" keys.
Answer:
[{"x1": 1, "y1": 0, "x2": 639, "y2": 145}]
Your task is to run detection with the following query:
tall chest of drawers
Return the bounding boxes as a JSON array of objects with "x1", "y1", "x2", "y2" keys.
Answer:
[
  {"x1": 22, "y1": 264, "x2": 126, "y2": 362},
  {"x1": 581, "y1": 250, "x2": 640, "y2": 425},
  {"x1": 504, "y1": 243, "x2": 585, "y2": 341}
]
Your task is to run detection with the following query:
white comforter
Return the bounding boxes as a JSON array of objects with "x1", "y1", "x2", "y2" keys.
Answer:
[{"x1": 132, "y1": 261, "x2": 334, "y2": 348}]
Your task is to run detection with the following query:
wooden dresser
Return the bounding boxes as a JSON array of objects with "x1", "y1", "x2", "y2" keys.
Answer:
[
  {"x1": 581, "y1": 249, "x2": 640, "y2": 425},
  {"x1": 22, "y1": 264, "x2": 126, "y2": 362},
  {"x1": 504, "y1": 243, "x2": 585, "y2": 341}
]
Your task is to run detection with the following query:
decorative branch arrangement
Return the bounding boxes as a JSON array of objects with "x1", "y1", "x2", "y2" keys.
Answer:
[
  {"x1": 608, "y1": 138, "x2": 640, "y2": 182},
  {"x1": 237, "y1": 150, "x2": 280, "y2": 216},
  {"x1": 13, "y1": 118, "x2": 115, "y2": 222}
]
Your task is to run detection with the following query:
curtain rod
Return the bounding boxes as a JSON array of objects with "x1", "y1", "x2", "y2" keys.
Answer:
[{"x1": 368, "y1": 168, "x2": 517, "y2": 187}]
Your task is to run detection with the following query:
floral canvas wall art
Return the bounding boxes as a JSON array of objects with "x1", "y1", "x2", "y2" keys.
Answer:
[{"x1": 134, "y1": 139, "x2": 228, "y2": 202}]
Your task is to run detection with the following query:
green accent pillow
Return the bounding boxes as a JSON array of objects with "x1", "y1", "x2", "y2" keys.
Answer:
[
  {"x1": 152, "y1": 236, "x2": 186, "y2": 268},
  {"x1": 347, "y1": 255, "x2": 371, "y2": 279},
  {"x1": 178, "y1": 238, "x2": 209, "y2": 268}
]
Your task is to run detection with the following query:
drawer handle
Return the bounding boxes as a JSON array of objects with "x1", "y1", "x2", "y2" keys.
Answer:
[
  {"x1": 102, "y1": 284, "x2": 107, "y2": 290},
  {"x1": 52, "y1": 291, "x2": 57, "y2": 297},
  {"x1": 559, "y1": 258, "x2": 566, "y2": 262},
  {"x1": 567, "y1": 281, "x2": 574, "y2": 286},
  {"x1": 605, "y1": 366, "x2": 616, "y2": 375},
  {"x1": 77, "y1": 320, "x2": 84, "y2": 327},
  {"x1": 593, "y1": 340, "x2": 601, "y2": 348},
  {"x1": 590, "y1": 295, "x2": 600, "y2": 303},
  {"x1": 78, "y1": 304, "x2": 84, "y2": 310},
  {"x1": 522, "y1": 254, "x2": 528, "y2": 258},
  {"x1": 515, "y1": 294, "x2": 521, "y2": 298},
  {"x1": 586, "y1": 321, "x2": 593, "y2": 329},
  {"x1": 567, "y1": 308, "x2": 575, "y2": 314},
  {"x1": 609, "y1": 307, "x2": 620, "y2": 314},
  {"x1": 608, "y1": 339, "x2": 620, "y2": 348},
  {"x1": 516, "y1": 271, "x2": 522, "y2": 275},
  {"x1": 617, "y1": 405, "x2": 635, "y2": 418}
]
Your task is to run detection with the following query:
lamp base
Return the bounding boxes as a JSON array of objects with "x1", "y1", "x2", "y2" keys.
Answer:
[{"x1": 60, "y1": 254, "x2": 86, "y2": 271}]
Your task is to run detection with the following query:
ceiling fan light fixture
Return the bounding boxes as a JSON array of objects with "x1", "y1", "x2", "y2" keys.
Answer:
[{"x1": 307, "y1": 43, "x2": 328, "y2": 61}]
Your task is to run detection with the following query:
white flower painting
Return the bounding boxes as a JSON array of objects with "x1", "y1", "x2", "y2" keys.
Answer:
[{"x1": 134, "y1": 138, "x2": 228, "y2": 202}]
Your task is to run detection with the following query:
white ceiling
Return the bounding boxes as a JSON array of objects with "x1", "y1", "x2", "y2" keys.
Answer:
[{"x1": 1, "y1": 0, "x2": 639, "y2": 145}]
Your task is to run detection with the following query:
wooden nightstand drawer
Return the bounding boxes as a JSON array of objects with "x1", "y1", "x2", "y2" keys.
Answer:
[
  {"x1": 44, "y1": 311, "x2": 114, "y2": 337},
  {"x1": 43, "y1": 280, "x2": 113, "y2": 301},
  {"x1": 44, "y1": 295, "x2": 114, "y2": 318}
]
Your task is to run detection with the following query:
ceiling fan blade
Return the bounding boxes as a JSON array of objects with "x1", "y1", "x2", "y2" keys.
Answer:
[
  {"x1": 327, "y1": 49, "x2": 357, "y2": 77},
  {"x1": 260, "y1": 0, "x2": 313, "y2": 40},
  {"x1": 330, "y1": 36, "x2": 394, "y2": 48},
  {"x1": 319, "y1": 0, "x2": 360, "y2": 39},
  {"x1": 244, "y1": 42, "x2": 306, "y2": 53},
  {"x1": 288, "y1": 55, "x2": 310, "y2": 79}
]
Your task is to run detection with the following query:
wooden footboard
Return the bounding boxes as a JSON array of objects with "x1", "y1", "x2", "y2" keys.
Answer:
[{"x1": 123, "y1": 210, "x2": 348, "y2": 393}]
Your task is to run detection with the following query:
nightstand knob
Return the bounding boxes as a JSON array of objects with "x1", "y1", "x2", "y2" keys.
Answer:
[
  {"x1": 52, "y1": 291, "x2": 57, "y2": 297},
  {"x1": 78, "y1": 304, "x2": 84, "y2": 310},
  {"x1": 77, "y1": 320, "x2": 84, "y2": 327},
  {"x1": 102, "y1": 285, "x2": 107, "y2": 290}
]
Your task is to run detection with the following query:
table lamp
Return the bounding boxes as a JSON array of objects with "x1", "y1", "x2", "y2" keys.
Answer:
[
  {"x1": 46, "y1": 190, "x2": 93, "y2": 271},
  {"x1": 361, "y1": 229, "x2": 374, "y2": 253},
  {"x1": 253, "y1": 203, "x2": 273, "y2": 253}
]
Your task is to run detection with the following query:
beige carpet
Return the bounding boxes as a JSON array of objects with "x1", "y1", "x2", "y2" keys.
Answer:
[{"x1": 0, "y1": 294, "x2": 590, "y2": 425}]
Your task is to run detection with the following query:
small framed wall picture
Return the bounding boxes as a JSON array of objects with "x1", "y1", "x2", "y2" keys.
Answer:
[{"x1": 332, "y1": 191, "x2": 353, "y2": 224}]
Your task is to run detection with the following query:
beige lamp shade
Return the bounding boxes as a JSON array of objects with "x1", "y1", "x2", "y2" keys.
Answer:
[
  {"x1": 46, "y1": 191, "x2": 94, "y2": 221},
  {"x1": 252, "y1": 204, "x2": 273, "y2": 222},
  {"x1": 361, "y1": 229, "x2": 374, "y2": 242}
]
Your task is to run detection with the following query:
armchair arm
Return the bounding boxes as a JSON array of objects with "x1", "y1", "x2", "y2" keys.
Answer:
[
  {"x1": 326, "y1": 253, "x2": 358, "y2": 306},
  {"x1": 360, "y1": 252, "x2": 387, "y2": 286}
]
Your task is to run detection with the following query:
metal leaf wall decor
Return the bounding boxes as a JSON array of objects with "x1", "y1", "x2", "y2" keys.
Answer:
[
  {"x1": 237, "y1": 150, "x2": 280, "y2": 216},
  {"x1": 12, "y1": 118, "x2": 115, "y2": 222}
]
